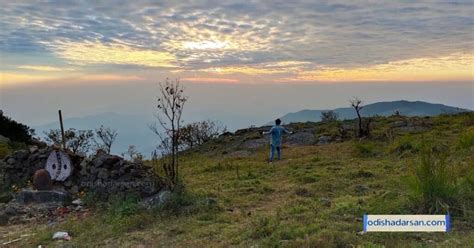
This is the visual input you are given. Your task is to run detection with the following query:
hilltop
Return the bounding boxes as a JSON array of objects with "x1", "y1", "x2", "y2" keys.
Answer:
[
  {"x1": 274, "y1": 100, "x2": 470, "y2": 124},
  {"x1": 1, "y1": 112, "x2": 472, "y2": 247}
]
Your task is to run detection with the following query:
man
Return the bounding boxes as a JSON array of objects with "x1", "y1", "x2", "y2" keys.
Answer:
[{"x1": 262, "y1": 119, "x2": 293, "y2": 162}]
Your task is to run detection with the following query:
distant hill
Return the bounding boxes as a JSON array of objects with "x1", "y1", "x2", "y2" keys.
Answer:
[
  {"x1": 33, "y1": 112, "x2": 157, "y2": 156},
  {"x1": 273, "y1": 100, "x2": 470, "y2": 124}
]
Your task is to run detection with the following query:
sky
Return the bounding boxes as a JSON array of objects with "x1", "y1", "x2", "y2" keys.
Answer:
[{"x1": 0, "y1": 0, "x2": 473, "y2": 130}]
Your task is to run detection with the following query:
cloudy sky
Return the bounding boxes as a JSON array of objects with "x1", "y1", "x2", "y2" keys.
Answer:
[{"x1": 1, "y1": 0, "x2": 473, "y2": 129}]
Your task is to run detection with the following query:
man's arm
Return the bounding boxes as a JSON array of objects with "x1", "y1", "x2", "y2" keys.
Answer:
[
  {"x1": 283, "y1": 127, "x2": 293, "y2": 134},
  {"x1": 262, "y1": 127, "x2": 274, "y2": 135}
]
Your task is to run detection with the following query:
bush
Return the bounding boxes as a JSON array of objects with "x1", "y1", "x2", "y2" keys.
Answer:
[
  {"x1": 0, "y1": 142, "x2": 12, "y2": 158},
  {"x1": 320, "y1": 110, "x2": 338, "y2": 122},
  {"x1": 457, "y1": 129, "x2": 474, "y2": 150},
  {"x1": 389, "y1": 134, "x2": 419, "y2": 155},
  {"x1": 353, "y1": 142, "x2": 376, "y2": 157},
  {"x1": 0, "y1": 112, "x2": 34, "y2": 143},
  {"x1": 107, "y1": 196, "x2": 139, "y2": 218},
  {"x1": 407, "y1": 142, "x2": 459, "y2": 214},
  {"x1": 248, "y1": 215, "x2": 279, "y2": 239}
]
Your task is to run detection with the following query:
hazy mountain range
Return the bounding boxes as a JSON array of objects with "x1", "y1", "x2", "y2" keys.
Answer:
[
  {"x1": 274, "y1": 100, "x2": 470, "y2": 124},
  {"x1": 33, "y1": 100, "x2": 470, "y2": 156}
]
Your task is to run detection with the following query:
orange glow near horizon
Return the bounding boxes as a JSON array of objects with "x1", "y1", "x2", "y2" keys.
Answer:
[{"x1": 2, "y1": 53, "x2": 472, "y2": 86}]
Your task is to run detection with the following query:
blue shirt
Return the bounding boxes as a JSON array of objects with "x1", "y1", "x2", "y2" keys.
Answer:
[{"x1": 264, "y1": 125, "x2": 291, "y2": 146}]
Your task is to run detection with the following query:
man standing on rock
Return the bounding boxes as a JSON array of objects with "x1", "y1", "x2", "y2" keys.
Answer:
[{"x1": 262, "y1": 119, "x2": 292, "y2": 162}]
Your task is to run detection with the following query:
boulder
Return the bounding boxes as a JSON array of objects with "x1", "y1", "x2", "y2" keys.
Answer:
[
  {"x1": 286, "y1": 132, "x2": 316, "y2": 145},
  {"x1": 16, "y1": 189, "x2": 70, "y2": 205},
  {"x1": 239, "y1": 138, "x2": 267, "y2": 150},
  {"x1": 317, "y1": 135, "x2": 332, "y2": 145},
  {"x1": 140, "y1": 190, "x2": 171, "y2": 209},
  {"x1": 32, "y1": 169, "x2": 53, "y2": 190},
  {"x1": 0, "y1": 211, "x2": 8, "y2": 226},
  {"x1": 6, "y1": 157, "x2": 16, "y2": 165}
]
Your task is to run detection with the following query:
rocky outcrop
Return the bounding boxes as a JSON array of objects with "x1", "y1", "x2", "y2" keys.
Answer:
[{"x1": 1, "y1": 148, "x2": 162, "y2": 198}]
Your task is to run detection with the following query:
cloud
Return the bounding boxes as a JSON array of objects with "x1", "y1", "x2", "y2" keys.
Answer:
[
  {"x1": 1, "y1": 1, "x2": 473, "y2": 82},
  {"x1": 293, "y1": 53, "x2": 474, "y2": 82},
  {"x1": 41, "y1": 41, "x2": 177, "y2": 68},
  {"x1": 17, "y1": 65, "x2": 75, "y2": 72},
  {"x1": 79, "y1": 74, "x2": 145, "y2": 81},
  {"x1": 182, "y1": 77, "x2": 239, "y2": 83},
  {"x1": 0, "y1": 72, "x2": 60, "y2": 86}
]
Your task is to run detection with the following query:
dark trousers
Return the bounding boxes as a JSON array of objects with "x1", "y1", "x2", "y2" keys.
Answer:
[{"x1": 269, "y1": 144, "x2": 281, "y2": 161}]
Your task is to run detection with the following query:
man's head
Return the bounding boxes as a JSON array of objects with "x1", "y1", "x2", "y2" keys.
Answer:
[{"x1": 275, "y1": 119, "x2": 281, "y2": 125}]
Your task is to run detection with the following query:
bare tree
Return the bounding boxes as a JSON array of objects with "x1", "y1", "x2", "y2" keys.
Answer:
[
  {"x1": 150, "y1": 78, "x2": 188, "y2": 187},
  {"x1": 320, "y1": 110, "x2": 338, "y2": 122},
  {"x1": 350, "y1": 97, "x2": 365, "y2": 137},
  {"x1": 350, "y1": 97, "x2": 371, "y2": 137},
  {"x1": 94, "y1": 125, "x2": 118, "y2": 154},
  {"x1": 44, "y1": 128, "x2": 94, "y2": 155}
]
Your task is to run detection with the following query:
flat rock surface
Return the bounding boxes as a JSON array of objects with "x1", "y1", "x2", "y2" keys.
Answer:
[{"x1": 16, "y1": 189, "x2": 70, "y2": 205}]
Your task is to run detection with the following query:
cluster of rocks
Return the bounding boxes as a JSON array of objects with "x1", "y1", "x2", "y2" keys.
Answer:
[
  {"x1": 390, "y1": 118, "x2": 432, "y2": 133},
  {"x1": 1, "y1": 148, "x2": 162, "y2": 198},
  {"x1": 0, "y1": 196, "x2": 87, "y2": 226},
  {"x1": 75, "y1": 150, "x2": 160, "y2": 197},
  {"x1": 1, "y1": 146, "x2": 58, "y2": 187},
  {"x1": 0, "y1": 147, "x2": 164, "y2": 226}
]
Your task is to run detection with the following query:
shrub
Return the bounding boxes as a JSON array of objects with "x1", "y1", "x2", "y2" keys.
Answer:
[
  {"x1": 389, "y1": 134, "x2": 419, "y2": 155},
  {"x1": 0, "y1": 112, "x2": 34, "y2": 143},
  {"x1": 353, "y1": 142, "x2": 376, "y2": 157},
  {"x1": 0, "y1": 142, "x2": 12, "y2": 158},
  {"x1": 248, "y1": 215, "x2": 279, "y2": 239},
  {"x1": 320, "y1": 110, "x2": 338, "y2": 122},
  {"x1": 407, "y1": 142, "x2": 459, "y2": 214},
  {"x1": 107, "y1": 195, "x2": 139, "y2": 218},
  {"x1": 457, "y1": 129, "x2": 474, "y2": 150}
]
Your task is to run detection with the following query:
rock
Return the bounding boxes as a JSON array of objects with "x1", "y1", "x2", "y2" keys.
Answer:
[
  {"x1": 140, "y1": 190, "x2": 171, "y2": 209},
  {"x1": 52, "y1": 231, "x2": 71, "y2": 241},
  {"x1": 317, "y1": 135, "x2": 332, "y2": 145},
  {"x1": 0, "y1": 192, "x2": 13, "y2": 203},
  {"x1": 63, "y1": 179, "x2": 73, "y2": 187},
  {"x1": 70, "y1": 185, "x2": 79, "y2": 195},
  {"x1": 97, "y1": 168, "x2": 109, "y2": 179},
  {"x1": 287, "y1": 131, "x2": 316, "y2": 145},
  {"x1": 239, "y1": 138, "x2": 267, "y2": 150},
  {"x1": 0, "y1": 212, "x2": 9, "y2": 226},
  {"x1": 72, "y1": 199, "x2": 83, "y2": 206},
  {"x1": 6, "y1": 157, "x2": 16, "y2": 165},
  {"x1": 16, "y1": 189, "x2": 70, "y2": 205},
  {"x1": 355, "y1": 185, "x2": 370, "y2": 195},
  {"x1": 29, "y1": 145, "x2": 39, "y2": 154},
  {"x1": 33, "y1": 169, "x2": 53, "y2": 190},
  {"x1": 5, "y1": 205, "x2": 18, "y2": 216},
  {"x1": 80, "y1": 168, "x2": 88, "y2": 176},
  {"x1": 319, "y1": 197, "x2": 331, "y2": 207},
  {"x1": 390, "y1": 121, "x2": 407, "y2": 128}
]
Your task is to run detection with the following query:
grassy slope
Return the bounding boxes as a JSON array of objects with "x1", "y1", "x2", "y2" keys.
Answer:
[{"x1": 6, "y1": 113, "x2": 474, "y2": 247}]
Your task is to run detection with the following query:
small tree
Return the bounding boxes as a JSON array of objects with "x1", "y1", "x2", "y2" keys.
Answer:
[
  {"x1": 179, "y1": 120, "x2": 226, "y2": 149},
  {"x1": 150, "y1": 78, "x2": 188, "y2": 188},
  {"x1": 320, "y1": 110, "x2": 338, "y2": 122},
  {"x1": 94, "y1": 125, "x2": 118, "y2": 154},
  {"x1": 350, "y1": 97, "x2": 369, "y2": 137},
  {"x1": 44, "y1": 128, "x2": 94, "y2": 155}
]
